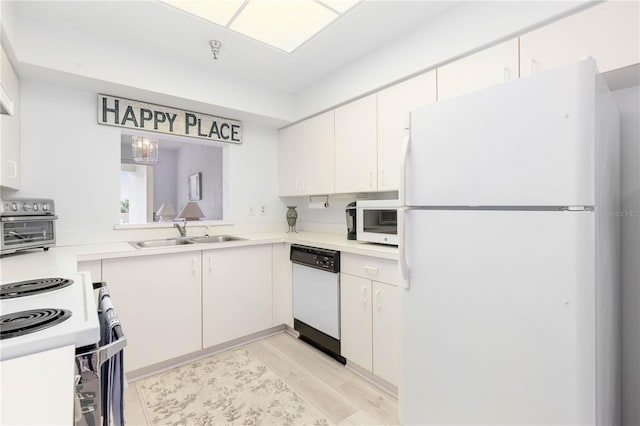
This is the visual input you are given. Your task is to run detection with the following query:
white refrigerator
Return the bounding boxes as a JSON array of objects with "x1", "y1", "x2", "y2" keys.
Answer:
[{"x1": 398, "y1": 59, "x2": 621, "y2": 425}]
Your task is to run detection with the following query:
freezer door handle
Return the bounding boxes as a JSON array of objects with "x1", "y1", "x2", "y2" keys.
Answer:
[
  {"x1": 399, "y1": 207, "x2": 410, "y2": 288},
  {"x1": 399, "y1": 131, "x2": 410, "y2": 206}
]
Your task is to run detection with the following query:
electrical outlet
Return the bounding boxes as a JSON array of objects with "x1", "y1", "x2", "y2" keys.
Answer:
[
  {"x1": 259, "y1": 205, "x2": 266, "y2": 216},
  {"x1": 248, "y1": 205, "x2": 255, "y2": 216}
]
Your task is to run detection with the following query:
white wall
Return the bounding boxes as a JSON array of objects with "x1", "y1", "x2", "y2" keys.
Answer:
[
  {"x1": 280, "y1": 192, "x2": 399, "y2": 233},
  {"x1": 175, "y1": 143, "x2": 223, "y2": 220},
  {"x1": 294, "y1": 1, "x2": 589, "y2": 119},
  {"x1": 152, "y1": 147, "x2": 177, "y2": 217},
  {"x1": 14, "y1": 79, "x2": 285, "y2": 246},
  {"x1": 613, "y1": 86, "x2": 640, "y2": 426}
]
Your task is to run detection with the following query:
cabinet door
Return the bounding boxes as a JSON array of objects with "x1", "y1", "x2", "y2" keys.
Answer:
[
  {"x1": 102, "y1": 252, "x2": 202, "y2": 372},
  {"x1": 437, "y1": 39, "x2": 519, "y2": 101},
  {"x1": 340, "y1": 273, "x2": 372, "y2": 371},
  {"x1": 278, "y1": 111, "x2": 335, "y2": 196},
  {"x1": 278, "y1": 124, "x2": 302, "y2": 196},
  {"x1": 372, "y1": 281, "x2": 400, "y2": 386},
  {"x1": 272, "y1": 243, "x2": 293, "y2": 327},
  {"x1": 520, "y1": 1, "x2": 640, "y2": 77},
  {"x1": 301, "y1": 110, "x2": 335, "y2": 195},
  {"x1": 335, "y1": 94, "x2": 377, "y2": 193},
  {"x1": 203, "y1": 245, "x2": 273, "y2": 348},
  {"x1": 1, "y1": 45, "x2": 20, "y2": 190},
  {"x1": 377, "y1": 72, "x2": 436, "y2": 191}
]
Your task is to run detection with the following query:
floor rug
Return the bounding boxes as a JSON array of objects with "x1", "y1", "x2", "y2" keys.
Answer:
[{"x1": 136, "y1": 348, "x2": 332, "y2": 426}]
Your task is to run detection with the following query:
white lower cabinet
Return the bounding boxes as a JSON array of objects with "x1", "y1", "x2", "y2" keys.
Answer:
[
  {"x1": 371, "y1": 280, "x2": 400, "y2": 386},
  {"x1": 340, "y1": 254, "x2": 400, "y2": 386},
  {"x1": 272, "y1": 243, "x2": 293, "y2": 328},
  {"x1": 341, "y1": 274, "x2": 374, "y2": 370},
  {"x1": 102, "y1": 252, "x2": 202, "y2": 372},
  {"x1": 202, "y1": 245, "x2": 273, "y2": 348}
]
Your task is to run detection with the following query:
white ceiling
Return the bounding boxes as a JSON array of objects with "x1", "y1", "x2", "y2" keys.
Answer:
[{"x1": 9, "y1": 0, "x2": 460, "y2": 93}]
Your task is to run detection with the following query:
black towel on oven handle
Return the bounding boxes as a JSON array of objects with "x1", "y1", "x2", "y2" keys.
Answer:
[{"x1": 99, "y1": 289, "x2": 125, "y2": 426}]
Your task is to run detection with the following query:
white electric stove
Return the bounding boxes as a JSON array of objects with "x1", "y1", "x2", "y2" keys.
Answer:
[
  {"x1": 1, "y1": 271, "x2": 126, "y2": 425},
  {"x1": 0, "y1": 271, "x2": 100, "y2": 361}
]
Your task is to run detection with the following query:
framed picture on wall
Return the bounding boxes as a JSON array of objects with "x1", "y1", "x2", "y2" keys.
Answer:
[{"x1": 188, "y1": 172, "x2": 202, "y2": 200}]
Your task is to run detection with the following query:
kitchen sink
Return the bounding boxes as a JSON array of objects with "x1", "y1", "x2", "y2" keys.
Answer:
[
  {"x1": 130, "y1": 238, "x2": 195, "y2": 249},
  {"x1": 130, "y1": 235, "x2": 246, "y2": 249},
  {"x1": 189, "y1": 235, "x2": 247, "y2": 243}
]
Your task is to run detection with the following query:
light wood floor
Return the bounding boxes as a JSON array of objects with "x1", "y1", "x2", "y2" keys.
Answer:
[{"x1": 124, "y1": 332, "x2": 401, "y2": 425}]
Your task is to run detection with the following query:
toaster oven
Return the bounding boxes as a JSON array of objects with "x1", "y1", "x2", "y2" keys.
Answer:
[{"x1": 1, "y1": 198, "x2": 57, "y2": 255}]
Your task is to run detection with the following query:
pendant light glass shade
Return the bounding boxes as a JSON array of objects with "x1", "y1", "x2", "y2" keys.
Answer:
[{"x1": 131, "y1": 136, "x2": 158, "y2": 164}]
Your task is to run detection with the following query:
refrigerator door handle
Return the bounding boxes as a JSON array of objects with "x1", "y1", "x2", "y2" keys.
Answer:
[
  {"x1": 399, "y1": 132, "x2": 410, "y2": 206},
  {"x1": 399, "y1": 207, "x2": 410, "y2": 288}
]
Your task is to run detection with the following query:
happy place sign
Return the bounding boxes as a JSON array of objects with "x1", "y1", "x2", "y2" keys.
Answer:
[{"x1": 97, "y1": 95, "x2": 242, "y2": 144}]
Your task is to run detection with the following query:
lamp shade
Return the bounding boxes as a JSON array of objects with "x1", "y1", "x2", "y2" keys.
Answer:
[
  {"x1": 156, "y1": 203, "x2": 176, "y2": 221},
  {"x1": 176, "y1": 201, "x2": 205, "y2": 221}
]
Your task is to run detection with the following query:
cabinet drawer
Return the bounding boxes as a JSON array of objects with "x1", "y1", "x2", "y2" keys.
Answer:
[{"x1": 341, "y1": 253, "x2": 398, "y2": 286}]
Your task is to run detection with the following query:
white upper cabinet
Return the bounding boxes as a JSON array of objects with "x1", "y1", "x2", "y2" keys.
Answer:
[
  {"x1": 437, "y1": 39, "x2": 519, "y2": 102},
  {"x1": 1, "y1": 45, "x2": 20, "y2": 190},
  {"x1": 377, "y1": 71, "x2": 436, "y2": 192},
  {"x1": 278, "y1": 124, "x2": 301, "y2": 196},
  {"x1": 520, "y1": 1, "x2": 639, "y2": 77},
  {"x1": 335, "y1": 94, "x2": 377, "y2": 193},
  {"x1": 278, "y1": 111, "x2": 335, "y2": 196}
]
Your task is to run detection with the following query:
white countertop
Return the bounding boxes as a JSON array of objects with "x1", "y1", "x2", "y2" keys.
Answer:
[{"x1": 0, "y1": 232, "x2": 397, "y2": 283}]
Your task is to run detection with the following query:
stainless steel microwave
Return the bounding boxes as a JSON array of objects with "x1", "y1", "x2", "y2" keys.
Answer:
[{"x1": 356, "y1": 200, "x2": 399, "y2": 246}]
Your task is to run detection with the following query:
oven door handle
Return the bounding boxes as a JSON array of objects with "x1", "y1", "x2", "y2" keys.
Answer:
[
  {"x1": 76, "y1": 332, "x2": 127, "y2": 367},
  {"x1": 76, "y1": 282, "x2": 127, "y2": 366},
  {"x1": 1, "y1": 215, "x2": 58, "y2": 222}
]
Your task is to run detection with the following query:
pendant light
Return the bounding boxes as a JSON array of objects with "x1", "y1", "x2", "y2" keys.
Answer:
[{"x1": 131, "y1": 136, "x2": 158, "y2": 164}]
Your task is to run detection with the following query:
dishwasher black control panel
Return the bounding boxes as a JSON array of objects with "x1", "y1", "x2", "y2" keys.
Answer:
[{"x1": 290, "y1": 244, "x2": 340, "y2": 273}]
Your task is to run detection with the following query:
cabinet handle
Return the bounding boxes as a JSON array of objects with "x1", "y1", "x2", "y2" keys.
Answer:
[
  {"x1": 503, "y1": 67, "x2": 511, "y2": 82},
  {"x1": 295, "y1": 179, "x2": 301, "y2": 192},
  {"x1": 192, "y1": 258, "x2": 197, "y2": 273},
  {"x1": 208, "y1": 255, "x2": 213, "y2": 272},
  {"x1": 7, "y1": 161, "x2": 17, "y2": 179},
  {"x1": 302, "y1": 178, "x2": 308, "y2": 192},
  {"x1": 361, "y1": 286, "x2": 367, "y2": 305},
  {"x1": 380, "y1": 169, "x2": 385, "y2": 187},
  {"x1": 530, "y1": 59, "x2": 537, "y2": 75},
  {"x1": 368, "y1": 170, "x2": 373, "y2": 187},
  {"x1": 375, "y1": 289, "x2": 382, "y2": 309},
  {"x1": 363, "y1": 266, "x2": 378, "y2": 275}
]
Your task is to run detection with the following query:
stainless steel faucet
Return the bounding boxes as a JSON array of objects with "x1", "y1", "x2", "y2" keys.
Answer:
[{"x1": 174, "y1": 222, "x2": 187, "y2": 237}]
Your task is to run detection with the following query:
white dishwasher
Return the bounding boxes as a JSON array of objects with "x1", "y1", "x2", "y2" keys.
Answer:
[{"x1": 290, "y1": 244, "x2": 345, "y2": 364}]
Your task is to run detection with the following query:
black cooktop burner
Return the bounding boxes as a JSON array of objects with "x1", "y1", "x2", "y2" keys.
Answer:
[
  {"x1": 0, "y1": 278, "x2": 73, "y2": 299},
  {"x1": 0, "y1": 308, "x2": 72, "y2": 339}
]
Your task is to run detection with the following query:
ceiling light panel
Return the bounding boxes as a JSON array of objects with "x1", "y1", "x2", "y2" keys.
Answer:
[
  {"x1": 317, "y1": 0, "x2": 360, "y2": 14},
  {"x1": 230, "y1": 0, "x2": 339, "y2": 53},
  {"x1": 163, "y1": 0, "x2": 245, "y2": 27}
]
